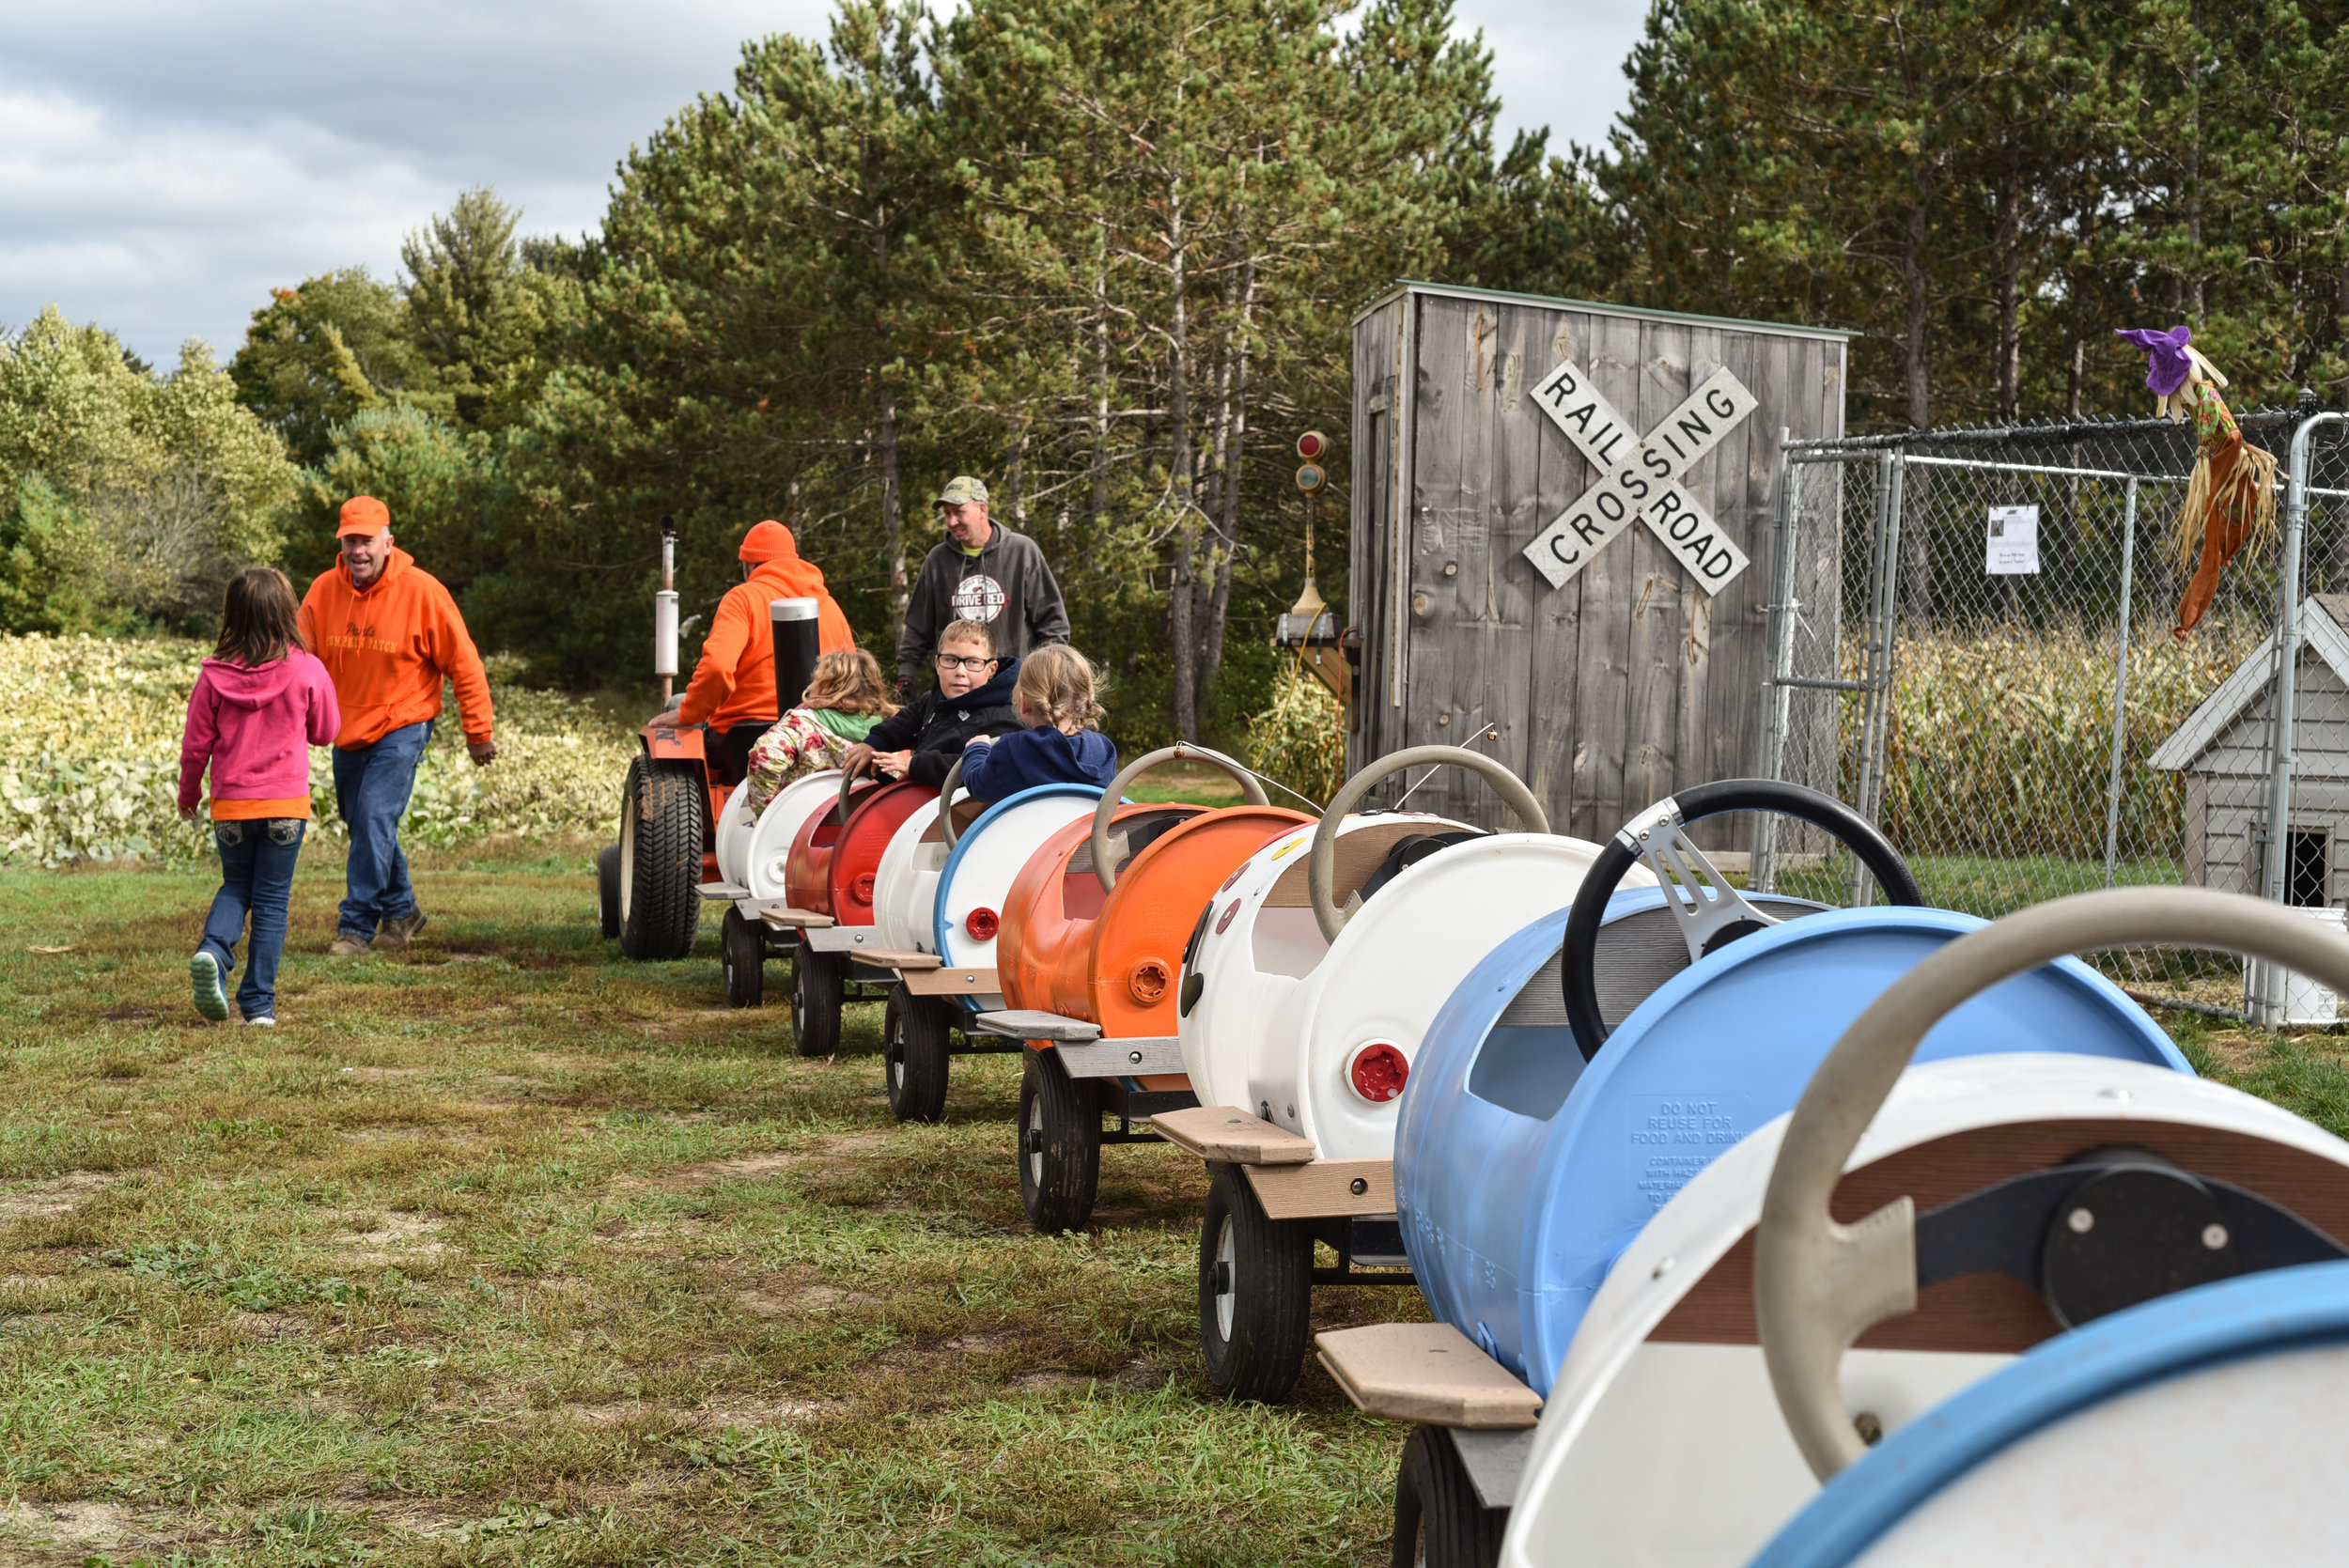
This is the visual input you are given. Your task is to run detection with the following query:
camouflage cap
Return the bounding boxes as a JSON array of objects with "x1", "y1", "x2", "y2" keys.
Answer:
[{"x1": 933, "y1": 475, "x2": 989, "y2": 508}]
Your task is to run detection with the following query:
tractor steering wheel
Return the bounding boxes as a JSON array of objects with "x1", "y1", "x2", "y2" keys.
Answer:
[
  {"x1": 1089, "y1": 744, "x2": 1268, "y2": 893},
  {"x1": 938, "y1": 757, "x2": 968, "y2": 848},
  {"x1": 1307, "y1": 746, "x2": 1548, "y2": 943},
  {"x1": 1560, "y1": 780, "x2": 1922, "y2": 1060},
  {"x1": 1755, "y1": 887, "x2": 2349, "y2": 1482}
]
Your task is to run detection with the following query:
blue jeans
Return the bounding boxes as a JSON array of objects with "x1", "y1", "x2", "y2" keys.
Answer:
[
  {"x1": 333, "y1": 720, "x2": 431, "y2": 939},
  {"x1": 199, "y1": 817, "x2": 306, "y2": 1020}
]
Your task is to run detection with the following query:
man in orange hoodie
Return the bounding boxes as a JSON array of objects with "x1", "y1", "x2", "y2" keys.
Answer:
[
  {"x1": 673, "y1": 520, "x2": 854, "y2": 781},
  {"x1": 297, "y1": 496, "x2": 496, "y2": 955}
]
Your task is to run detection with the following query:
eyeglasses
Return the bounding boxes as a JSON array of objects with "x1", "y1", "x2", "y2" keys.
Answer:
[{"x1": 934, "y1": 654, "x2": 997, "y2": 672}]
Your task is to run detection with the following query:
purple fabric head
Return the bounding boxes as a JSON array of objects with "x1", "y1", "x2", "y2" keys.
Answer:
[{"x1": 2115, "y1": 326, "x2": 2195, "y2": 397}]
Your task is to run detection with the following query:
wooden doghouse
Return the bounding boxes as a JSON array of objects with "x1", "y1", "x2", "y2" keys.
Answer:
[
  {"x1": 2150, "y1": 594, "x2": 2349, "y2": 905},
  {"x1": 1348, "y1": 283, "x2": 1848, "y2": 843}
]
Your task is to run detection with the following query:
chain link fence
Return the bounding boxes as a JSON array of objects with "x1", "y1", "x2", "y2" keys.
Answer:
[{"x1": 1750, "y1": 408, "x2": 2349, "y2": 1018}]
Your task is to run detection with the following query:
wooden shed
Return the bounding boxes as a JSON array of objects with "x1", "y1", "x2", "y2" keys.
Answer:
[
  {"x1": 2149, "y1": 595, "x2": 2349, "y2": 906},
  {"x1": 1346, "y1": 282, "x2": 1849, "y2": 843}
]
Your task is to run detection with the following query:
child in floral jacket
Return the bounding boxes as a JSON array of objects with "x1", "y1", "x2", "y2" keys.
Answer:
[{"x1": 742, "y1": 648, "x2": 897, "y2": 814}]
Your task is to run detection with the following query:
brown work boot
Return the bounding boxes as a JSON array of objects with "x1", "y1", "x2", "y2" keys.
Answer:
[
  {"x1": 328, "y1": 932, "x2": 373, "y2": 956},
  {"x1": 374, "y1": 911, "x2": 429, "y2": 949}
]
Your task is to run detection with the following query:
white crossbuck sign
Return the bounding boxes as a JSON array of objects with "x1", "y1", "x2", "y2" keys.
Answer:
[{"x1": 1520, "y1": 359, "x2": 1759, "y2": 594}]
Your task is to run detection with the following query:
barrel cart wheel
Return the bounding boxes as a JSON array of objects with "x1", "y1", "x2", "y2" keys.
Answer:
[
  {"x1": 1199, "y1": 1162, "x2": 1314, "y2": 1403},
  {"x1": 1392, "y1": 1424, "x2": 1505, "y2": 1568},
  {"x1": 596, "y1": 844, "x2": 621, "y2": 939},
  {"x1": 1019, "y1": 1048, "x2": 1101, "y2": 1234},
  {"x1": 618, "y1": 753, "x2": 705, "y2": 961},
  {"x1": 884, "y1": 983, "x2": 956, "y2": 1123},
  {"x1": 791, "y1": 938, "x2": 845, "y2": 1057},
  {"x1": 721, "y1": 907, "x2": 764, "y2": 1009}
]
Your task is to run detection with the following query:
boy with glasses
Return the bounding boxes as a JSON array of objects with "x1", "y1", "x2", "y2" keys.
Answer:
[{"x1": 842, "y1": 620, "x2": 1022, "y2": 788}]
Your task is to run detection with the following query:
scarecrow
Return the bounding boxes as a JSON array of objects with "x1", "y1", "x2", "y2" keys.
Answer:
[{"x1": 2115, "y1": 326, "x2": 2278, "y2": 639}]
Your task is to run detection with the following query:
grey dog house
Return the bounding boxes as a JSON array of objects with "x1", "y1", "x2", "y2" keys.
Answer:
[{"x1": 2149, "y1": 594, "x2": 2349, "y2": 905}]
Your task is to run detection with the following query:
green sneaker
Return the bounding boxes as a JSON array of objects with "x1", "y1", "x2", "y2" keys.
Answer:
[{"x1": 190, "y1": 953, "x2": 229, "y2": 1022}]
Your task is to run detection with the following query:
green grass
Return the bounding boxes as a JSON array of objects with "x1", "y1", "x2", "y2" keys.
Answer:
[
  {"x1": 1771, "y1": 853, "x2": 2186, "y2": 919},
  {"x1": 0, "y1": 842, "x2": 1418, "y2": 1566}
]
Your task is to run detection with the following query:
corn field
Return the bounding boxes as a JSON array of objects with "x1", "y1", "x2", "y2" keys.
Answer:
[
  {"x1": 1244, "y1": 664, "x2": 1349, "y2": 809},
  {"x1": 0, "y1": 635, "x2": 638, "y2": 866}
]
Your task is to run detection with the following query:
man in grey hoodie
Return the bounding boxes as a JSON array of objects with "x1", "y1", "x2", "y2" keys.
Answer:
[{"x1": 894, "y1": 475, "x2": 1070, "y2": 699}]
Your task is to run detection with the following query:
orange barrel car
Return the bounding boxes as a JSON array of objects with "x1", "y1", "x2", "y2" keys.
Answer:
[
  {"x1": 970, "y1": 747, "x2": 1311, "y2": 1232},
  {"x1": 755, "y1": 765, "x2": 941, "y2": 1055}
]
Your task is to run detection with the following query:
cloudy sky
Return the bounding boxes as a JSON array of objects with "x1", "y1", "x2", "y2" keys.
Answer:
[{"x1": 0, "y1": 1, "x2": 1650, "y2": 368}]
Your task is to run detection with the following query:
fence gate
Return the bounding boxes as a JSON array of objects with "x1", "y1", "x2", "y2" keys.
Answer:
[{"x1": 1751, "y1": 410, "x2": 2349, "y2": 1022}]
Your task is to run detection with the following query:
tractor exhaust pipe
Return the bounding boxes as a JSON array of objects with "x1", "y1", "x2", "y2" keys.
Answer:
[
  {"x1": 654, "y1": 519, "x2": 680, "y2": 704},
  {"x1": 770, "y1": 597, "x2": 820, "y2": 716}
]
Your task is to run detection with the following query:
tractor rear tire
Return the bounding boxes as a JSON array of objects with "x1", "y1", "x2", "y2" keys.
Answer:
[
  {"x1": 597, "y1": 844, "x2": 621, "y2": 939},
  {"x1": 884, "y1": 983, "x2": 955, "y2": 1123},
  {"x1": 1391, "y1": 1424, "x2": 1505, "y2": 1568},
  {"x1": 1199, "y1": 1161, "x2": 1314, "y2": 1403},
  {"x1": 1019, "y1": 1048, "x2": 1100, "y2": 1234},
  {"x1": 791, "y1": 939, "x2": 845, "y2": 1057},
  {"x1": 618, "y1": 754, "x2": 704, "y2": 961},
  {"x1": 722, "y1": 907, "x2": 764, "y2": 1009}
]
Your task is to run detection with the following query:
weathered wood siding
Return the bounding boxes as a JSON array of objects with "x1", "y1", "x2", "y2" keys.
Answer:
[
  {"x1": 2185, "y1": 654, "x2": 2349, "y2": 899},
  {"x1": 1350, "y1": 286, "x2": 1847, "y2": 843}
]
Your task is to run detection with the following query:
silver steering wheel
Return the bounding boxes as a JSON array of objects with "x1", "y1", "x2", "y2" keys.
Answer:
[{"x1": 1755, "y1": 886, "x2": 2349, "y2": 1481}]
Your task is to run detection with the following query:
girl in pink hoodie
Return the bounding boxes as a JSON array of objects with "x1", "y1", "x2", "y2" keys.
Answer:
[{"x1": 178, "y1": 567, "x2": 340, "y2": 1025}]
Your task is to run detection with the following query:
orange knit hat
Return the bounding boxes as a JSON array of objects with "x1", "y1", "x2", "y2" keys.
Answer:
[{"x1": 739, "y1": 520, "x2": 801, "y2": 562}]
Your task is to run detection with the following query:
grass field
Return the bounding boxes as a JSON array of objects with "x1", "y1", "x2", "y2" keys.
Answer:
[{"x1": 0, "y1": 842, "x2": 1423, "y2": 1567}]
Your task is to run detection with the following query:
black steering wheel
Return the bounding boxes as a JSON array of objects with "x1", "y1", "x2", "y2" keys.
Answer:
[{"x1": 1560, "y1": 779, "x2": 1923, "y2": 1060}]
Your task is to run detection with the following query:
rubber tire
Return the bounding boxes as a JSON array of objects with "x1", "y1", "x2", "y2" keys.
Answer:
[
  {"x1": 597, "y1": 843, "x2": 621, "y2": 939},
  {"x1": 721, "y1": 906, "x2": 764, "y2": 1009},
  {"x1": 618, "y1": 754, "x2": 705, "y2": 961},
  {"x1": 1018, "y1": 1048, "x2": 1101, "y2": 1234},
  {"x1": 884, "y1": 983, "x2": 954, "y2": 1123},
  {"x1": 791, "y1": 938, "x2": 844, "y2": 1057},
  {"x1": 1392, "y1": 1425, "x2": 1506, "y2": 1568},
  {"x1": 1199, "y1": 1161, "x2": 1314, "y2": 1402}
]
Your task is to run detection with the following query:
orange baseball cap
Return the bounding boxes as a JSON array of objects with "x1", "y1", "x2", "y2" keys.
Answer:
[{"x1": 336, "y1": 496, "x2": 391, "y2": 537}]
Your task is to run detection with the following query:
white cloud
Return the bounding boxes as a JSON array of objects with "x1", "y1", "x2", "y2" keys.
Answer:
[{"x1": 0, "y1": 0, "x2": 1646, "y2": 367}]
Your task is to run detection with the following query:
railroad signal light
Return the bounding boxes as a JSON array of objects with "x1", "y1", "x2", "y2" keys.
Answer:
[
  {"x1": 1296, "y1": 462, "x2": 1326, "y2": 495},
  {"x1": 1296, "y1": 430, "x2": 1328, "y2": 461}
]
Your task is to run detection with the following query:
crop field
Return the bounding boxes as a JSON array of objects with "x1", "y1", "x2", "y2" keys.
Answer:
[{"x1": 0, "y1": 846, "x2": 1424, "y2": 1567}]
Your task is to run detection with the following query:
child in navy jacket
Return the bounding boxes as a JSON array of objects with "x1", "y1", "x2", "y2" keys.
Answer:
[{"x1": 958, "y1": 644, "x2": 1118, "y2": 801}]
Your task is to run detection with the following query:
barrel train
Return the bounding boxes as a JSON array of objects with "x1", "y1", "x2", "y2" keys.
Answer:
[{"x1": 599, "y1": 581, "x2": 2349, "y2": 1566}]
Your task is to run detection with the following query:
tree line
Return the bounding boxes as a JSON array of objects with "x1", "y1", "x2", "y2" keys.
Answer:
[{"x1": 6, "y1": 0, "x2": 2348, "y2": 748}]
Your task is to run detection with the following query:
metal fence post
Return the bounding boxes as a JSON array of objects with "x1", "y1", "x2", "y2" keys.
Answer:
[
  {"x1": 1754, "y1": 428, "x2": 1799, "y2": 895},
  {"x1": 2101, "y1": 476, "x2": 2141, "y2": 888},
  {"x1": 1849, "y1": 451, "x2": 1906, "y2": 905},
  {"x1": 2251, "y1": 411, "x2": 2338, "y2": 1025}
]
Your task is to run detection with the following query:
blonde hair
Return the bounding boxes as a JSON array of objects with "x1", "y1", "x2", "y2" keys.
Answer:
[
  {"x1": 801, "y1": 648, "x2": 897, "y2": 716},
  {"x1": 938, "y1": 618, "x2": 995, "y2": 655},
  {"x1": 1014, "y1": 644, "x2": 1103, "y2": 733}
]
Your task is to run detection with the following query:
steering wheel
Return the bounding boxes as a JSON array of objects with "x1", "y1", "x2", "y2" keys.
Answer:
[
  {"x1": 1307, "y1": 746, "x2": 1548, "y2": 943},
  {"x1": 1561, "y1": 780, "x2": 1922, "y2": 1060},
  {"x1": 1089, "y1": 744, "x2": 1268, "y2": 893},
  {"x1": 1755, "y1": 886, "x2": 2349, "y2": 1482},
  {"x1": 938, "y1": 757, "x2": 968, "y2": 847}
]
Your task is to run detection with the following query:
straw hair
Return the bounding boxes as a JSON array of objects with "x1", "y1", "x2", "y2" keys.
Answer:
[
  {"x1": 801, "y1": 648, "x2": 897, "y2": 716},
  {"x1": 1015, "y1": 644, "x2": 1103, "y2": 733},
  {"x1": 939, "y1": 618, "x2": 996, "y2": 656},
  {"x1": 213, "y1": 567, "x2": 303, "y2": 668}
]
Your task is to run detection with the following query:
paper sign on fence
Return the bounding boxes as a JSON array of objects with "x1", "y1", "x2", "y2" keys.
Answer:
[{"x1": 1986, "y1": 505, "x2": 2040, "y2": 575}]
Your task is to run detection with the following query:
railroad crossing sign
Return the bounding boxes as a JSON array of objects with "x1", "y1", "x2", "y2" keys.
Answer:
[{"x1": 1521, "y1": 359, "x2": 1759, "y2": 594}]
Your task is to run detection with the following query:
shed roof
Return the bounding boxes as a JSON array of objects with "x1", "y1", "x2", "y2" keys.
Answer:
[
  {"x1": 2149, "y1": 595, "x2": 2349, "y2": 772},
  {"x1": 1349, "y1": 280, "x2": 1857, "y2": 343}
]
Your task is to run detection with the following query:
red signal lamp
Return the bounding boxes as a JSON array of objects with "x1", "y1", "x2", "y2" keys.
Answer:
[{"x1": 1297, "y1": 430, "x2": 1328, "y2": 461}]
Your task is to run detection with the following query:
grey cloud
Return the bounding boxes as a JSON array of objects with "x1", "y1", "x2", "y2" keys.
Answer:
[{"x1": 0, "y1": 0, "x2": 1645, "y2": 367}]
